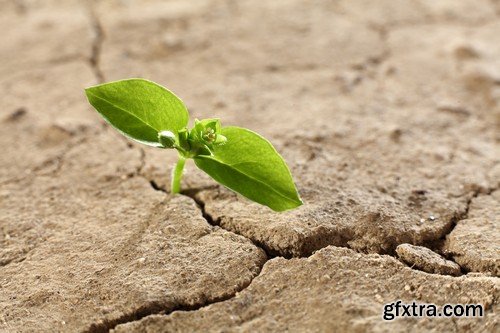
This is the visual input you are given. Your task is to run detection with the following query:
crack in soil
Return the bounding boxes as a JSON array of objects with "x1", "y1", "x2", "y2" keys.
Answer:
[
  {"x1": 432, "y1": 185, "x2": 499, "y2": 270},
  {"x1": 145, "y1": 175, "x2": 496, "y2": 268},
  {"x1": 86, "y1": 2, "x2": 105, "y2": 84},
  {"x1": 182, "y1": 188, "x2": 278, "y2": 259},
  {"x1": 135, "y1": 147, "x2": 146, "y2": 176},
  {"x1": 146, "y1": 180, "x2": 276, "y2": 258},
  {"x1": 81, "y1": 179, "x2": 269, "y2": 333},
  {"x1": 105, "y1": 177, "x2": 498, "y2": 331},
  {"x1": 79, "y1": 177, "x2": 275, "y2": 333},
  {"x1": 84, "y1": 260, "x2": 266, "y2": 333},
  {"x1": 429, "y1": 185, "x2": 498, "y2": 252},
  {"x1": 79, "y1": 159, "x2": 499, "y2": 331},
  {"x1": 35, "y1": 136, "x2": 89, "y2": 176},
  {"x1": 0, "y1": 135, "x2": 88, "y2": 186}
]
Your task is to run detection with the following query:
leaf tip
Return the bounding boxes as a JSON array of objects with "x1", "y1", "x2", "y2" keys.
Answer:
[{"x1": 83, "y1": 85, "x2": 97, "y2": 98}]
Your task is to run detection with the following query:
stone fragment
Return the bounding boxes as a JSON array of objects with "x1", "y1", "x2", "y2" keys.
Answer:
[{"x1": 396, "y1": 243, "x2": 461, "y2": 276}]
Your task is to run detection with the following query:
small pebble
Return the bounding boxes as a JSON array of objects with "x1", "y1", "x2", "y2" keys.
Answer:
[{"x1": 137, "y1": 257, "x2": 146, "y2": 264}]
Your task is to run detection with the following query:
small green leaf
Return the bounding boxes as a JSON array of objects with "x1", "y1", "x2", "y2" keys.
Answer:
[
  {"x1": 85, "y1": 79, "x2": 189, "y2": 147},
  {"x1": 194, "y1": 126, "x2": 302, "y2": 211}
]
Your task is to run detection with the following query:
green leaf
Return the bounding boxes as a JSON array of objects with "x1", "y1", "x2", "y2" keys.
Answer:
[
  {"x1": 85, "y1": 78, "x2": 189, "y2": 147},
  {"x1": 194, "y1": 126, "x2": 302, "y2": 211}
]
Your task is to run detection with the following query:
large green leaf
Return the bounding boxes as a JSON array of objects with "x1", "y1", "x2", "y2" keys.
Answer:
[
  {"x1": 194, "y1": 126, "x2": 302, "y2": 211},
  {"x1": 85, "y1": 79, "x2": 189, "y2": 147}
]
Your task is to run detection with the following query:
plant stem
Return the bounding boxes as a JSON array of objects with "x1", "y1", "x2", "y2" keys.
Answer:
[{"x1": 171, "y1": 156, "x2": 186, "y2": 194}]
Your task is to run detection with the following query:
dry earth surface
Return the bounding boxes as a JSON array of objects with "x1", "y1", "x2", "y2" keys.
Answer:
[{"x1": 0, "y1": 0, "x2": 499, "y2": 332}]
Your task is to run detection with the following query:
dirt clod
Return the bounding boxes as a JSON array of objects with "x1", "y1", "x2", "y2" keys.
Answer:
[{"x1": 396, "y1": 243, "x2": 462, "y2": 276}]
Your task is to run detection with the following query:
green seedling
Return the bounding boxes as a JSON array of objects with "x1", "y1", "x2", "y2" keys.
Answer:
[{"x1": 85, "y1": 78, "x2": 302, "y2": 211}]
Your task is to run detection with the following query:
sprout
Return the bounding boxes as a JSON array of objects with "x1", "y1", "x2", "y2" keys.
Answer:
[{"x1": 85, "y1": 78, "x2": 302, "y2": 211}]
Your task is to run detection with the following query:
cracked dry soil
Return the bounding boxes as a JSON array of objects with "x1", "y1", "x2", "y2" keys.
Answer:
[{"x1": 0, "y1": 1, "x2": 499, "y2": 332}]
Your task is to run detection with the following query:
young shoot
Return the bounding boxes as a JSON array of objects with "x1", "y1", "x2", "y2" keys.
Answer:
[{"x1": 85, "y1": 78, "x2": 302, "y2": 212}]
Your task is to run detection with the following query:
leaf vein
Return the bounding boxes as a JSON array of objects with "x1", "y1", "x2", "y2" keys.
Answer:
[{"x1": 86, "y1": 90, "x2": 159, "y2": 133}]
